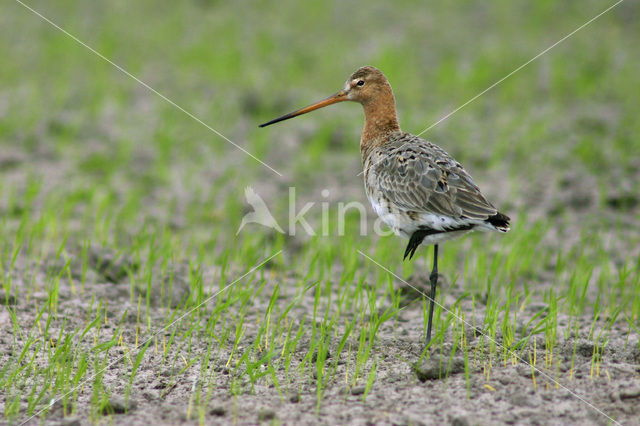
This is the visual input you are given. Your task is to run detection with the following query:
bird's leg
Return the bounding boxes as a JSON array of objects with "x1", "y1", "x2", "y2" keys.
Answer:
[{"x1": 425, "y1": 244, "x2": 439, "y2": 347}]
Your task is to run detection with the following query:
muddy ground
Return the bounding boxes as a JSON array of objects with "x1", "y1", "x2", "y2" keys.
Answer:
[
  {"x1": 1, "y1": 135, "x2": 639, "y2": 425},
  {"x1": 2, "y1": 2, "x2": 640, "y2": 424},
  {"x1": 2, "y1": 246, "x2": 640, "y2": 426}
]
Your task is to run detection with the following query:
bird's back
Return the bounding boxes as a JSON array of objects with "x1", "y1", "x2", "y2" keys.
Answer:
[{"x1": 363, "y1": 131, "x2": 510, "y2": 238}]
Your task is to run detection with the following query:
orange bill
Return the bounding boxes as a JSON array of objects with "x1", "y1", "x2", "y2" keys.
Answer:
[{"x1": 259, "y1": 90, "x2": 348, "y2": 127}]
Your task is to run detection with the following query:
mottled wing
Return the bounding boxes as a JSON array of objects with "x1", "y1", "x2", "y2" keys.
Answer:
[{"x1": 367, "y1": 133, "x2": 497, "y2": 219}]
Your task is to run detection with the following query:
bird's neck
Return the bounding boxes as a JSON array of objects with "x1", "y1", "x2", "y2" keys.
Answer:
[{"x1": 360, "y1": 87, "x2": 401, "y2": 162}]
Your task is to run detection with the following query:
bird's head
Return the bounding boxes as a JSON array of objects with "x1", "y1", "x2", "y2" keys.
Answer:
[
  {"x1": 258, "y1": 66, "x2": 391, "y2": 128},
  {"x1": 342, "y1": 66, "x2": 390, "y2": 105}
]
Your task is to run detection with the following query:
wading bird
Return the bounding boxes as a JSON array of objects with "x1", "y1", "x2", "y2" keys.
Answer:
[{"x1": 259, "y1": 66, "x2": 510, "y2": 346}]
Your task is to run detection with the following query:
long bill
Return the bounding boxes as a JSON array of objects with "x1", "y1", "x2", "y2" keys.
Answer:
[{"x1": 259, "y1": 90, "x2": 348, "y2": 128}]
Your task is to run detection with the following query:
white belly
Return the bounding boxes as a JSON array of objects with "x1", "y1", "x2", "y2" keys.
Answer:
[{"x1": 368, "y1": 191, "x2": 482, "y2": 244}]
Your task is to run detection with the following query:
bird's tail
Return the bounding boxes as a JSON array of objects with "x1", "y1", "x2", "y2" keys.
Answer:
[{"x1": 486, "y1": 212, "x2": 510, "y2": 232}]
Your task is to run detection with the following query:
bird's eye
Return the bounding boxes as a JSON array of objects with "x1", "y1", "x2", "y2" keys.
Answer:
[{"x1": 357, "y1": 80, "x2": 365, "y2": 86}]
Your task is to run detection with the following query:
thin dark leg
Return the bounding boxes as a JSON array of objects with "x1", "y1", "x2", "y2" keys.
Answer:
[{"x1": 425, "y1": 244, "x2": 439, "y2": 346}]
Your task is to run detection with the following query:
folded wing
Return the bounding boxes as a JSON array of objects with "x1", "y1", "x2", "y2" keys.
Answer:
[{"x1": 368, "y1": 134, "x2": 498, "y2": 220}]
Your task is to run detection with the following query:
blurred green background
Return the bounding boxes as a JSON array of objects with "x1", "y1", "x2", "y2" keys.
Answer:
[
  {"x1": 1, "y1": 0, "x2": 638, "y2": 303},
  {"x1": 1, "y1": 0, "x2": 640, "y2": 422}
]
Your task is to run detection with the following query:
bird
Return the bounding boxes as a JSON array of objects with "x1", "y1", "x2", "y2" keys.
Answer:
[{"x1": 259, "y1": 66, "x2": 510, "y2": 346}]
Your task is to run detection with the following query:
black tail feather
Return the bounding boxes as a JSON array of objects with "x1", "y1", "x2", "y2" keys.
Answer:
[{"x1": 486, "y1": 212, "x2": 510, "y2": 231}]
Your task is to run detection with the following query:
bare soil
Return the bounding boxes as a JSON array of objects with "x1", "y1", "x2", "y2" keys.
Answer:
[
  {"x1": 3, "y1": 234, "x2": 640, "y2": 426},
  {"x1": 2, "y1": 119, "x2": 639, "y2": 426}
]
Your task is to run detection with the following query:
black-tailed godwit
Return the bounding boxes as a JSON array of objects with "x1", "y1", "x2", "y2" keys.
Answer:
[{"x1": 260, "y1": 66, "x2": 510, "y2": 346}]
